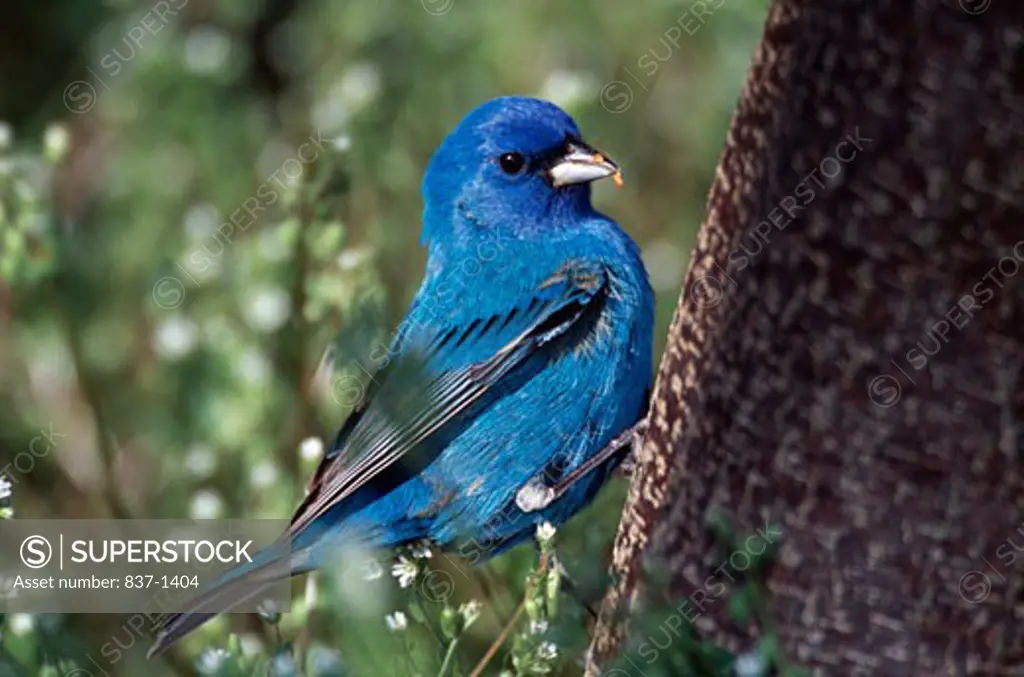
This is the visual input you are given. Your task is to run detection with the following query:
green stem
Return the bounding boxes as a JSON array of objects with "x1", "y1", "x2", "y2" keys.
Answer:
[{"x1": 437, "y1": 637, "x2": 460, "y2": 677}]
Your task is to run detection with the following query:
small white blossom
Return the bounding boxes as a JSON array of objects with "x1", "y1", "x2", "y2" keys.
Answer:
[
  {"x1": 330, "y1": 134, "x2": 352, "y2": 152},
  {"x1": 734, "y1": 650, "x2": 769, "y2": 677},
  {"x1": 299, "y1": 436, "x2": 324, "y2": 463},
  {"x1": 530, "y1": 619, "x2": 549, "y2": 636},
  {"x1": 256, "y1": 599, "x2": 280, "y2": 618},
  {"x1": 8, "y1": 613, "x2": 34, "y2": 635},
  {"x1": 243, "y1": 287, "x2": 291, "y2": 332},
  {"x1": 537, "y1": 641, "x2": 559, "y2": 661},
  {"x1": 338, "y1": 63, "x2": 381, "y2": 109},
  {"x1": 385, "y1": 610, "x2": 407, "y2": 633},
  {"x1": 391, "y1": 556, "x2": 418, "y2": 588},
  {"x1": 459, "y1": 600, "x2": 482, "y2": 628},
  {"x1": 249, "y1": 460, "x2": 279, "y2": 489},
  {"x1": 197, "y1": 647, "x2": 230, "y2": 675},
  {"x1": 184, "y1": 444, "x2": 217, "y2": 477},
  {"x1": 184, "y1": 26, "x2": 231, "y2": 75},
  {"x1": 153, "y1": 315, "x2": 199, "y2": 359},
  {"x1": 189, "y1": 490, "x2": 224, "y2": 519},
  {"x1": 536, "y1": 521, "x2": 557, "y2": 544},
  {"x1": 410, "y1": 541, "x2": 433, "y2": 559},
  {"x1": 0, "y1": 475, "x2": 12, "y2": 501},
  {"x1": 43, "y1": 124, "x2": 70, "y2": 162}
]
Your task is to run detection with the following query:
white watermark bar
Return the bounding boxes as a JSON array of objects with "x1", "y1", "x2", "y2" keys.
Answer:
[{"x1": 0, "y1": 520, "x2": 290, "y2": 613}]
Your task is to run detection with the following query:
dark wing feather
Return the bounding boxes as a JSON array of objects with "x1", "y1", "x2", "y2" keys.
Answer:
[{"x1": 289, "y1": 261, "x2": 608, "y2": 537}]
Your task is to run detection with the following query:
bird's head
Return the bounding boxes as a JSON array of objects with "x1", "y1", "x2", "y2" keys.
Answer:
[{"x1": 421, "y1": 96, "x2": 621, "y2": 247}]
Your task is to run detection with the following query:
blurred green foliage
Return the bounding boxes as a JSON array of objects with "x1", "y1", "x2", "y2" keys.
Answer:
[{"x1": 0, "y1": 0, "x2": 768, "y2": 674}]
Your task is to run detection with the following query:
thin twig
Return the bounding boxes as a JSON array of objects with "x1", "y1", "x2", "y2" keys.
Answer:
[{"x1": 468, "y1": 599, "x2": 525, "y2": 677}]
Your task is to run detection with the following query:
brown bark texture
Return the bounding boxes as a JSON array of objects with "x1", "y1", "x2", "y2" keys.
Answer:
[{"x1": 589, "y1": 1, "x2": 1024, "y2": 675}]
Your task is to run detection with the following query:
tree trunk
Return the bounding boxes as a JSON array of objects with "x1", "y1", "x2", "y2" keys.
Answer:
[{"x1": 589, "y1": 1, "x2": 1024, "y2": 675}]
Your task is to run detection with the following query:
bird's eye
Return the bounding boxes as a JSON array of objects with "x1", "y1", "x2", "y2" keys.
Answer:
[{"x1": 498, "y1": 152, "x2": 526, "y2": 175}]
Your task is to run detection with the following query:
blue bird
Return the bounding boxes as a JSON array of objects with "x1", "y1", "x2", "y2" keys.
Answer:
[{"x1": 149, "y1": 95, "x2": 653, "y2": 655}]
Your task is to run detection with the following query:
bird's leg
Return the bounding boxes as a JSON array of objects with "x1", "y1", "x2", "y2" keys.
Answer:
[{"x1": 515, "y1": 418, "x2": 648, "y2": 513}]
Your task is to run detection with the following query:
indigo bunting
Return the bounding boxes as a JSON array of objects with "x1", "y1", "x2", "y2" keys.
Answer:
[{"x1": 150, "y1": 96, "x2": 653, "y2": 654}]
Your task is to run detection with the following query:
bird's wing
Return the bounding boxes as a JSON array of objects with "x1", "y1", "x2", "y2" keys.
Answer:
[{"x1": 290, "y1": 259, "x2": 609, "y2": 538}]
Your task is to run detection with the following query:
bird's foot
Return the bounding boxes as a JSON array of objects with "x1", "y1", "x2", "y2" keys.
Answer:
[
  {"x1": 615, "y1": 419, "x2": 648, "y2": 478},
  {"x1": 516, "y1": 418, "x2": 649, "y2": 513},
  {"x1": 516, "y1": 478, "x2": 556, "y2": 513},
  {"x1": 617, "y1": 454, "x2": 636, "y2": 477}
]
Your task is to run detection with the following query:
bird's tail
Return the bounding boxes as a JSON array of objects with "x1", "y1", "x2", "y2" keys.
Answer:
[{"x1": 147, "y1": 541, "x2": 307, "y2": 658}]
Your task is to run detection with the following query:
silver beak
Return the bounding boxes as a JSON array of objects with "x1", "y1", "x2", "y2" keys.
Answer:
[{"x1": 547, "y1": 143, "x2": 623, "y2": 188}]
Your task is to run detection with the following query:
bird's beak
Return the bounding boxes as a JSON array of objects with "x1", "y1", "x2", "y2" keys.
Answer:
[{"x1": 547, "y1": 141, "x2": 623, "y2": 188}]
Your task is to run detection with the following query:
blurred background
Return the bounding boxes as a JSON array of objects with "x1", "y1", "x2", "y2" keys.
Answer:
[{"x1": 0, "y1": 0, "x2": 767, "y2": 674}]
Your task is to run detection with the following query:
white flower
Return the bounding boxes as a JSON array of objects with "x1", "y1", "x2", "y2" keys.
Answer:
[
  {"x1": 734, "y1": 650, "x2": 769, "y2": 677},
  {"x1": 385, "y1": 610, "x2": 407, "y2": 632},
  {"x1": 243, "y1": 287, "x2": 291, "y2": 332},
  {"x1": 339, "y1": 63, "x2": 381, "y2": 109},
  {"x1": 257, "y1": 599, "x2": 280, "y2": 617},
  {"x1": 189, "y1": 490, "x2": 224, "y2": 519},
  {"x1": 8, "y1": 613, "x2": 34, "y2": 635},
  {"x1": 536, "y1": 521, "x2": 557, "y2": 544},
  {"x1": 153, "y1": 315, "x2": 198, "y2": 359},
  {"x1": 410, "y1": 541, "x2": 433, "y2": 560},
  {"x1": 529, "y1": 619, "x2": 549, "y2": 636},
  {"x1": 184, "y1": 444, "x2": 217, "y2": 477},
  {"x1": 0, "y1": 475, "x2": 12, "y2": 501},
  {"x1": 249, "y1": 460, "x2": 279, "y2": 488},
  {"x1": 299, "y1": 436, "x2": 324, "y2": 463},
  {"x1": 391, "y1": 556, "x2": 418, "y2": 588},
  {"x1": 361, "y1": 559, "x2": 383, "y2": 581},
  {"x1": 459, "y1": 600, "x2": 482, "y2": 628},
  {"x1": 43, "y1": 124, "x2": 69, "y2": 162},
  {"x1": 184, "y1": 26, "x2": 231, "y2": 75},
  {"x1": 330, "y1": 134, "x2": 352, "y2": 152},
  {"x1": 537, "y1": 641, "x2": 559, "y2": 661},
  {"x1": 197, "y1": 647, "x2": 230, "y2": 675}
]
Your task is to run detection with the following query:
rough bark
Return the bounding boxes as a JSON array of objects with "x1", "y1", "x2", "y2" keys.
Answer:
[{"x1": 589, "y1": 1, "x2": 1024, "y2": 675}]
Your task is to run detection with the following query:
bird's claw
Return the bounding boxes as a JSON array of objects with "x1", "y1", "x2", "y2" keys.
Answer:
[
  {"x1": 516, "y1": 478, "x2": 556, "y2": 513},
  {"x1": 615, "y1": 425, "x2": 646, "y2": 477},
  {"x1": 517, "y1": 418, "x2": 648, "y2": 512}
]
